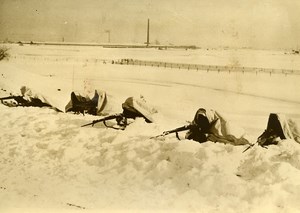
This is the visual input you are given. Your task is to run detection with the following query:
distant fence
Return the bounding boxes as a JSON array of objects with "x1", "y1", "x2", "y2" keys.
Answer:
[
  {"x1": 9, "y1": 54, "x2": 109, "y2": 64},
  {"x1": 9, "y1": 54, "x2": 300, "y2": 76},
  {"x1": 115, "y1": 59, "x2": 300, "y2": 76}
]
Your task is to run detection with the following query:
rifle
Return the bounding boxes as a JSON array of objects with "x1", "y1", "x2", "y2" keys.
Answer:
[
  {"x1": 1, "y1": 95, "x2": 22, "y2": 101},
  {"x1": 0, "y1": 95, "x2": 28, "y2": 105},
  {"x1": 151, "y1": 125, "x2": 191, "y2": 140},
  {"x1": 81, "y1": 113, "x2": 125, "y2": 128}
]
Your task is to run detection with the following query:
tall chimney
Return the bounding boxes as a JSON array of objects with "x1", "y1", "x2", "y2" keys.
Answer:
[{"x1": 147, "y1": 19, "x2": 150, "y2": 47}]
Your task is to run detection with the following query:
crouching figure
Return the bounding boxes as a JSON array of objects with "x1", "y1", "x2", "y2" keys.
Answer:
[
  {"x1": 153, "y1": 108, "x2": 250, "y2": 146},
  {"x1": 65, "y1": 90, "x2": 107, "y2": 115},
  {"x1": 1, "y1": 86, "x2": 55, "y2": 109},
  {"x1": 81, "y1": 96, "x2": 157, "y2": 130},
  {"x1": 257, "y1": 113, "x2": 300, "y2": 146}
]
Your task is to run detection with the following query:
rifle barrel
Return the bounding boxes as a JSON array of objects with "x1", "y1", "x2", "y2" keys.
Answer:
[
  {"x1": 150, "y1": 132, "x2": 168, "y2": 139},
  {"x1": 1, "y1": 96, "x2": 17, "y2": 100},
  {"x1": 150, "y1": 125, "x2": 191, "y2": 139},
  {"x1": 81, "y1": 113, "x2": 123, "y2": 127},
  {"x1": 81, "y1": 122, "x2": 94, "y2": 127},
  {"x1": 242, "y1": 143, "x2": 255, "y2": 153}
]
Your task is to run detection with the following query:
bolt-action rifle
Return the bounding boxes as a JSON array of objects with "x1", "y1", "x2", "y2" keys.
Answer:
[{"x1": 81, "y1": 113, "x2": 127, "y2": 129}]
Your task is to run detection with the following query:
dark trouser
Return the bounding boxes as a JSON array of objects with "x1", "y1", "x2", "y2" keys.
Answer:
[{"x1": 185, "y1": 130, "x2": 207, "y2": 143}]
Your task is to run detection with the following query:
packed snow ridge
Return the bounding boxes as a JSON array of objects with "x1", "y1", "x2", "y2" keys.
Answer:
[{"x1": 1, "y1": 44, "x2": 300, "y2": 213}]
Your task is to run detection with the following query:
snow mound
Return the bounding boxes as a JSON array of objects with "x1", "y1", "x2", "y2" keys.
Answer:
[
  {"x1": 1, "y1": 104, "x2": 300, "y2": 212},
  {"x1": 1, "y1": 45, "x2": 300, "y2": 212}
]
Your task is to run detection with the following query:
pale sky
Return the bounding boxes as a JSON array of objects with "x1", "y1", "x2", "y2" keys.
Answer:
[{"x1": 0, "y1": 0, "x2": 300, "y2": 49}]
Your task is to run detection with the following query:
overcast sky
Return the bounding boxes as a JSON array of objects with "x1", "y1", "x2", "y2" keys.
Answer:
[{"x1": 0, "y1": 0, "x2": 300, "y2": 49}]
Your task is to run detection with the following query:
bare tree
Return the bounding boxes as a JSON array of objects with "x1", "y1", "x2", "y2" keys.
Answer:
[{"x1": 0, "y1": 46, "x2": 9, "y2": 61}]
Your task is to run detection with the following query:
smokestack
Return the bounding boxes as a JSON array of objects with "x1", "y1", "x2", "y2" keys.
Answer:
[{"x1": 147, "y1": 19, "x2": 150, "y2": 47}]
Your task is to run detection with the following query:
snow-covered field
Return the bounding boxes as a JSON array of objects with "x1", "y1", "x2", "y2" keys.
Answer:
[{"x1": 1, "y1": 44, "x2": 300, "y2": 213}]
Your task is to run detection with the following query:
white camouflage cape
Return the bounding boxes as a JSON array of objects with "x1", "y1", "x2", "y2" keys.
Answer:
[{"x1": 205, "y1": 109, "x2": 250, "y2": 145}]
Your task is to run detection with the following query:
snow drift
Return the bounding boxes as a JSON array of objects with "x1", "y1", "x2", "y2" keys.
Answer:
[
  {"x1": 1, "y1": 104, "x2": 300, "y2": 212},
  {"x1": 1, "y1": 44, "x2": 300, "y2": 213}
]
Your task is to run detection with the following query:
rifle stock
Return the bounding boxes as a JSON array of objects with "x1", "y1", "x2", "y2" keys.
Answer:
[{"x1": 81, "y1": 113, "x2": 123, "y2": 127}]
